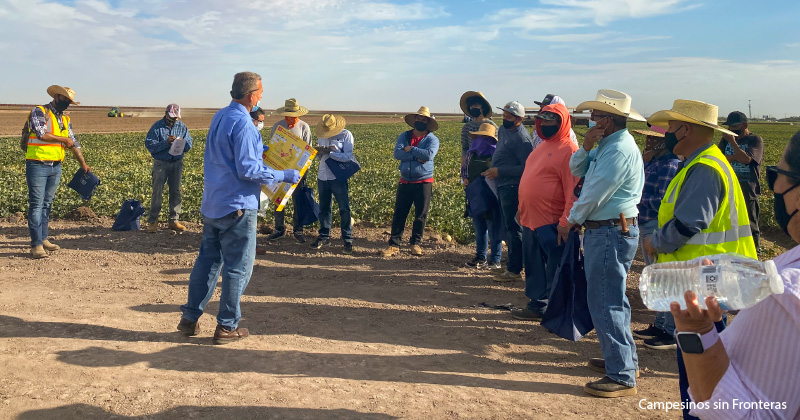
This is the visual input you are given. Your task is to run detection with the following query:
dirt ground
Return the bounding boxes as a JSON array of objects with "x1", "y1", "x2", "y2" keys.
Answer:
[{"x1": 0, "y1": 215, "x2": 723, "y2": 420}]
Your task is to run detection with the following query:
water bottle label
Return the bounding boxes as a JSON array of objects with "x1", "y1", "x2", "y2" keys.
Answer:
[{"x1": 701, "y1": 264, "x2": 722, "y2": 295}]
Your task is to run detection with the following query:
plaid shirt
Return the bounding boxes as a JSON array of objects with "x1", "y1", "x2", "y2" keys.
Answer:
[
  {"x1": 637, "y1": 152, "x2": 681, "y2": 223},
  {"x1": 29, "y1": 102, "x2": 81, "y2": 148}
]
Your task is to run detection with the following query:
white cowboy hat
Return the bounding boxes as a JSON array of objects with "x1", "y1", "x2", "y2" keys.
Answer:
[
  {"x1": 47, "y1": 85, "x2": 80, "y2": 105},
  {"x1": 274, "y1": 98, "x2": 308, "y2": 117},
  {"x1": 315, "y1": 114, "x2": 346, "y2": 138},
  {"x1": 468, "y1": 122, "x2": 498, "y2": 141},
  {"x1": 459, "y1": 91, "x2": 492, "y2": 118},
  {"x1": 648, "y1": 99, "x2": 736, "y2": 136},
  {"x1": 575, "y1": 89, "x2": 645, "y2": 122},
  {"x1": 404, "y1": 106, "x2": 439, "y2": 132}
]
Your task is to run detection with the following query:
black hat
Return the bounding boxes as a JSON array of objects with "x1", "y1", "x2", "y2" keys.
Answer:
[
  {"x1": 533, "y1": 111, "x2": 559, "y2": 121},
  {"x1": 534, "y1": 94, "x2": 556, "y2": 107},
  {"x1": 722, "y1": 111, "x2": 747, "y2": 126}
]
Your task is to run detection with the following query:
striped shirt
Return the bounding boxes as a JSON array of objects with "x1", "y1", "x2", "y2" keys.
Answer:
[
  {"x1": 29, "y1": 102, "x2": 81, "y2": 148},
  {"x1": 637, "y1": 152, "x2": 681, "y2": 223},
  {"x1": 689, "y1": 245, "x2": 800, "y2": 419}
]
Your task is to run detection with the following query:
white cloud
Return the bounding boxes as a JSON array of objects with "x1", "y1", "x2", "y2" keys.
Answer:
[{"x1": 77, "y1": 0, "x2": 137, "y2": 17}]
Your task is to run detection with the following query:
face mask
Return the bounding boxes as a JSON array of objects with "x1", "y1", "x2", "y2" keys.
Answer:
[
  {"x1": 165, "y1": 116, "x2": 177, "y2": 126},
  {"x1": 731, "y1": 129, "x2": 744, "y2": 136},
  {"x1": 587, "y1": 120, "x2": 597, "y2": 128},
  {"x1": 541, "y1": 125, "x2": 559, "y2": 138},
  {"x1": 502, "y1": 119, "x2": 515, "y2": 129},
  {"x1": 252, "y1": 100, "x2": 261, "y2": 112},
  {"x1": 54, "y1": 99, "x2": 70, "y2": 112},
  {"x1": 285, "y1": 116, "x2": 299, "y2": 128},
  {"x1": 413, "y1": 121, "x2": 428, "y2": 132},
  {"x1": 664, "y1": 126, "x2": 686, "y2": 154},
  {"x1": 468, "y1": 108, "x2": 482, "y2": 118},
  {"x1": 774, "y1": 182, "x2": 800, "y2": 235},
  {"x1": 257, "y1": 121, "x2": 264, "y2": 130}
]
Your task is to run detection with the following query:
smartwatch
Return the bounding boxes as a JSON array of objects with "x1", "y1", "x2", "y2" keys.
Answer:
[{"x1": 676, "y1": 328, "x2": 720, "y2": 354}]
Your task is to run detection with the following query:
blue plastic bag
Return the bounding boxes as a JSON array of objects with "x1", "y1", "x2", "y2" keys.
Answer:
[
  {"x1": 541, "y1": 231, "x2": 594, "y2": 341},
  {"x1": 112, "y1": 199, "x2": 145, "y2": 231},
  {"x1": 67, "y1": 168, "x2": 100, "y2": 200},
  {"x1": 294, "y1": 186, "x2": 319, "y2": 227}
]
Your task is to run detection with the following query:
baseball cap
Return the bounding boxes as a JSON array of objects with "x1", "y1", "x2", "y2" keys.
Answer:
[
  {"x1": 721, "y1": 111, "x2": 747, "y2": 126},
  {"x1": 534, "y1": 94, "x2": 555, "y2": 107},
  {"x1": 497, "y1": 101, "x2": 525, "y2": 118},
  {"x1": 166, "y1": 103, "x2": 181, "y2": 118},
  {"x1": 533, "y1": 111, "x2": 559, "y2": 121}
]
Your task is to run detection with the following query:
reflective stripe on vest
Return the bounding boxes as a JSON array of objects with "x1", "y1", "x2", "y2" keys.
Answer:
[{"x1": 26, "y1": 106, "x2": 68, "y2": 161}]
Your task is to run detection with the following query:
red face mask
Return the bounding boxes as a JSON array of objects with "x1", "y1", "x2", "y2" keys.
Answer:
[{"x1": 285, "y1": 116, "x2": 299, "y2": 128}]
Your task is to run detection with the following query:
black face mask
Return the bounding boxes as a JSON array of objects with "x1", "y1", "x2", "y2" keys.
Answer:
[
  {"x1": 731, "y1": 129, "x2": 744, "y2": 136},
  {"x1": 165, "y1": 116, "x2": 177, "y2": 126},
  {"x1": 540, "y1": 125, "x2": 559, "y2": 138},
  {"x1": 54, "y1": 99, "x2": 70, "y2": 112},
  {"x1": 468, "y1": 108, "x2": 482, "y2": 118},
  {"x1": 502, "y1": 119, "x2": 515, "y2": 129},
  {"x1": 774, "y1": 182, "x2": 800, "y2": 235},
  {"x1": 664, "y1": 126, "x2": 686, "y2": 154},
  {"x1": 413, "y1": 121, "x2": 428, "y2": 132}
]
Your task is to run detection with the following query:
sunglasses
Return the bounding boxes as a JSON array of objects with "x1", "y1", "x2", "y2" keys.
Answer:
[{"x1": 766, "y1": 166, "x2": 800, "y2": 192}]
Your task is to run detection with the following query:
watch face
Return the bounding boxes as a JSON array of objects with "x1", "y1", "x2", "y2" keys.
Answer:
[{"x1": 677, "y1": 333, "x2": 704, "y2": 354}]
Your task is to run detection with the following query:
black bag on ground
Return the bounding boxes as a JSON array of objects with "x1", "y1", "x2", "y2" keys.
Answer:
[
  {"x1": 112, "y1": 199, "x2": 146, "y2": 231},
  {"x1": 294, "y1": 185, "x2": 320, "y2": 227}
]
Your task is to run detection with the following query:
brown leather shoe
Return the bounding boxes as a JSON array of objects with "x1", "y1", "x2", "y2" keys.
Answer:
[
  {"x1": 42, "y1": 239, "x2": 60, "y2": 251},
  {"x1": 584, "y1": 376, "x2": 637, "y2": 398},
  {"x1": 177, "y1": 318, "x2": 199, "y2": 336},
  {"x1": 30, "y1": 245, "x2": 48, "y2": 259},
  {"x1": 409, "y1": 244, "x2": 423, "y2": 256},
  {"x1": 380, "y1": 246, "x2": 399, "y2": 258},
  {"x1": 213, "y1": 324, "x2": 249, "y2": 345},
  {"x1": 587, "y1": 358, "x2": 639, "y2": 378},
  {"x1": 145, "y1": 223, "x2": 158, "y2": 233},
  {"x1": 168, "y1": 221, "x2": 186, "y2": 232}
]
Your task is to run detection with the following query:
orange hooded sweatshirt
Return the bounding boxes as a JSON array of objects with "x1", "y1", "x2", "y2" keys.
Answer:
[{"x1": 518, "y1": 103, "x2": 580, "y2": 230}]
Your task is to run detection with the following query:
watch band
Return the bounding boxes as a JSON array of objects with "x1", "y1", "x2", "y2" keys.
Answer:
[{"x1": 676, "y1": 327, "x2": 720, "y2": 354}]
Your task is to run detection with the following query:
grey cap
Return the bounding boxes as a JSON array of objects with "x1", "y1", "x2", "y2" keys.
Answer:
[{"x1": 497, "y1": 101, "x2": 525, "y2": 118}]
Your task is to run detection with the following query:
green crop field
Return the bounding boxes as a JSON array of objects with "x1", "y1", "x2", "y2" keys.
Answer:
[{"x1": 1, "y1": 121, "x2": 798, "y2": 244}]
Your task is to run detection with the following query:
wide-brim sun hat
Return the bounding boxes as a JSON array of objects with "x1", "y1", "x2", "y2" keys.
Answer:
[
  {"x1": 316, "y1": 113, "x2": 346, "y2": 138},
  {"x1": 274, "y1": 98, "x2": 308, "y2": 117},
  {"x1": 459, "y1": 91, "x2": 492, "y2": 118},
  {"x1": 575, "y1": 89, "x2": 645, "y2": 122},
  {"x1": 47, "y1": 85, "x2": 80, "y2": 105},
  {"x1": 469, "y1": 122, "x2": 498, "y2": 141},
  {"x1": 631, "y1": 129, "x2": 665, "y2": 138},
  {"x1": 647, "y1": 99, "x2": 736, "y2": 136},
  {"x1": 404, "y1": 106, "x2": 439, "y2": 132}
]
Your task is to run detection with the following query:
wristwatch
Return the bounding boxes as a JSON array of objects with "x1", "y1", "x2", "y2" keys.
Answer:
[{"x1": 676, "y1": 328, "x2": 720, "y2": 354}]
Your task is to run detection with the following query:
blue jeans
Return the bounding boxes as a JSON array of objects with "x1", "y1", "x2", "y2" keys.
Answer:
[
  {"x1": 473, "y1": 215, "x2": 502, "y2": 263},
  {"x1": 318, "y1": 179, "x2": 352, "y2": 244},
  {"x1": 584, "y1": 224, "x2": 639, "y2": 387},
  {"x1": 180, "y1": 209, "x2": 257, "y2": 329},
  {"x1": 496, "y1": 185, "x2": 522, "y2": 274},
  {"x1": 639, "y1": 218, "x2": 675, "y2": 335},
  {"x1": 147, "y1": 159, "x2": 183, "y2": 223},
  {"x1": 26, "y1": 161, "x2": 62, "y2": 247},
  {"x1": 522, "y1": 225, "x2": 565, "y2": 313}
]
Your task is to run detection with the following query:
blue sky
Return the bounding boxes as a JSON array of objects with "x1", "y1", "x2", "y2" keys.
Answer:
[{"x1": 1, "y1": 0, "x2": 799, "y2": 118}]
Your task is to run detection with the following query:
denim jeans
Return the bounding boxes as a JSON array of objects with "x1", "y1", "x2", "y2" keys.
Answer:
[
  {"x1": 318, "y1": 179, "x2": 352, "y2": 244},
  {"x1": 26, "y1": 161, "x2": 62, "y2": 247},
  {"x1": 639, "y1": 218, "x2": 675, "y2": 335},
  {"x1": 274, "y1": 175, "x2": 306, "y2": 234},
  {"x1": 584, "y1": 224, "x2": 640, "y2": 387},
  {"x1": 496, "y1": 184, "x2": 523, "y2": 274},
  {"x1": 522, "y1": 225, "x2": 565, "y2": 313},
  {"x1": 148, "y1": 159, "x2": 183, "y2": 224},
  {"x1": 473, "y1": 214, "x2": 502, "y2": 263},
  {"x1": 180, "y1": 209, "x2": 257, "y2": 329},
  {"x1": 389, "y1": 183, "x2": 432, "y2": 246}
]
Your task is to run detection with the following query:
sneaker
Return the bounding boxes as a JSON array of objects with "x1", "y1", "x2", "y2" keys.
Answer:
[
  {"x1": 485, "y1": 261, "x2": 502, "y2": 270},
  {"x1": 643, "y1": 331, "x2": 677, "y2": 350},
  {"x1": 177, "y1": 318, "x2": 200, "y2": 336},
  {"x1": 293, "y1": 232, "x2": 307, "y2": 243},
  {"x1": 42, "y1": 239, "x2": 60, "y2": 251},
  {"x1": 342, "y1": 242, "x2": 353, "y2": 255},
  {"x1": 510, "y1": 308, "x2": 543, "y2": 321},
  {"x1": 632, "y1": 324, "x2": 662, "y2": 340},
  {"x1": 266, "y1": 231, "x2": 286, "y2": 241},
  {"x1": 381, "y1": 246, "x2": 399, "y2": 258},
  {"x1": 168, "y1": 221, "x2": 186, "y2": 232},
  {"x1": 409, "y1": 244, "x2": 423, "y2": 256},
  {"x1": 584, "y1": 376, "x2": 637, "y2": 398},
  {"x1": 30, "y1": 245, "x2": 48, "y2": 259},
  {"x1": 310, "y1": 238, "x2": 330, "y2": 249},
  {"x1": 466, "y1": 256, "x2": 487, "y2": 268},
  {"x1": 587, "y1": 358, "x2": 640, "y2": 378},
  {"x1": 493, "y1": 270, "x2": 522, "y2": 282},
  {"x1": 145, "y1": 223, "x2": 159, "y2": 233},
  {"x1": 213, "y1": 324, "x2": 249, "y2": 345}
]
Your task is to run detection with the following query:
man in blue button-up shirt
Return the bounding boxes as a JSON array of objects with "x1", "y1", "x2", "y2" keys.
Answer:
[{"x1": 178, "y1": 71, "x2": 300, "y2": 345}]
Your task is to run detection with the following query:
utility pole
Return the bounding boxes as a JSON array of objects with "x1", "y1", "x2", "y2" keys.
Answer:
[{"x1": 748, "y1": 100, "x2": 752, "y2": 119}]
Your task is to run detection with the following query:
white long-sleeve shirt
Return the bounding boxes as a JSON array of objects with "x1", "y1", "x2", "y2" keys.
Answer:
[{"x1": 317, "y1": 129, "x2": 356, "y2": 181}]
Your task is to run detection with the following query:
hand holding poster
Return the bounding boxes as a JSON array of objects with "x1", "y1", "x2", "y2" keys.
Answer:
[{"x1": 262, "y1": 126, "x2": 317, "y2": 211}]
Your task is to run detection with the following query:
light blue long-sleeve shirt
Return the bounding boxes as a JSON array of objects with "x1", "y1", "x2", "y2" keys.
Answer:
[
  {"x1": 317, "y1": 129, "x2": 357, "y2": 181},
  {"x1": 200, "y1": 101, "x2": 285, "y2": 219},
  {"x1": 567, "y1": 128, "x2": 644, "y2": 225}
]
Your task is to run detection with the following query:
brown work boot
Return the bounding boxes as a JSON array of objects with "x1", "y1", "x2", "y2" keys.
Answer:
[
  {"x1": 145, "y1": 222, "x2": 158, "y2": 233},
  {"x1": 584, "y1": 376, "x2": 637, "y2": 398},
  {"x1": 42, "y1": 239, "x2": 60, "y2": 251},
  {"x1": 30, "y1": 245, "x2": 48, "y2": 259},
  {"x1": 213, "y1": 324, "x2": 249, "y2": 345},
  {"x1": 168, "y1": 221, "x2": 186, "y2": 232},
  {"x1": 587, "y1": 358, "x2": 639, "y2": 378},
  {"x1": 176, "y1": 318, "x2": 200, "y2": 336},
  {"x1": 380, "y1": 246, "x2": 399, "y2": 258},
  {"x1": 409, "y1": 244, "x2": 423, "y2": 256}
]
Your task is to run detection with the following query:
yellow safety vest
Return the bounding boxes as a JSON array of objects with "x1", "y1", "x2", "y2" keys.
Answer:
[
  {"x1": 657, "y1": 145, "x2": 757, "y2": 262},
  {"x1": 26, "y1": 106, "x2": 68, "y2": 162}
]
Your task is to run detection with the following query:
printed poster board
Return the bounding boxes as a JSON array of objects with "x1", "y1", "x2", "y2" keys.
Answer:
[{"x1": 261, "y1": 125, "x2": 317, "y2": 211}]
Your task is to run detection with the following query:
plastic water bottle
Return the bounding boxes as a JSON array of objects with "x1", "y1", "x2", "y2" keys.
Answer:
[{"x1": 639, "y1": 253, "x2": 784, "y2": 311}]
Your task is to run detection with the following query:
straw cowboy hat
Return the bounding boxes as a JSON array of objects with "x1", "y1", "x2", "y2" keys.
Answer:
[
  {"x1": 469, "y1": 122, "x2": 498, "y2": 141},
  {"x1": 575, "y1": 89, "x2": 645, "y2": 122},
  {"x1": 459, "y1": 91, "x2": 492, "y2": 118},
  {"x1": 316, "y1": 114, "x2": 346, "y2": 138},
  {"x1": 274, "y1": 98, "x2": 308, "y2": 117},
  {"x1": 631, "y1": 129, "x2": 664, "y2": 138},
  {"x1": 404, "y1": 106, "x2": 439, "y2": 132},
  {"x1": 647, "y1": 99, "x2": 736, "y2": 136},
  {"x1": 47, "y1": 85, "x2": 80, "y2": 105}
]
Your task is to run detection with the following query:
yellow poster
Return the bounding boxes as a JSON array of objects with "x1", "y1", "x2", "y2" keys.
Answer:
[{"x1": 262, "y1": 125, "x2": 317, "y2": 211}]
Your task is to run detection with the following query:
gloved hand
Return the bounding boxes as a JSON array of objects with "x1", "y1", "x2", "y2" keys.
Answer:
[{"x1": 282, "y1": 169, "x2": 300, "y2": 184}]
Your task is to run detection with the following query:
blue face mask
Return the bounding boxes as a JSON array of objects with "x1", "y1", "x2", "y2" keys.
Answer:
[
  {"x1": 587, "y1": 120, "x2": 597, "y2": 128},
  {"x1": 252, "y1": 100, "x2": 261, "y2": 112}
]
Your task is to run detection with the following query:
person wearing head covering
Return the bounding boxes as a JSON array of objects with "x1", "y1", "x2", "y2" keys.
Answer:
[
  {"x1": 24, "y1": 85, "x2": 92, "y2": 259},
  {"x1": 144, "y1": 104, "x2": 193, "y2": 233},
  {"x1": 266, "y1": 98, "x2": 313, "y2": 243},
  {"x1": 459, "y1": 91, "x2": 498, "y2": 164},
  {"x1": 530, "y1": 94, "x2": 578, "y2": 149},
  {"x1": 381, "y1": 107, "x2": 440, "y2": 258}
]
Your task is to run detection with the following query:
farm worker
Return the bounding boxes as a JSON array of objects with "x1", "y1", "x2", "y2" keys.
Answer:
[
  {"x1": 718, "y1": 111, "x2": 764, "y2": 253},
  {"x1": 144, "y1": 103, "x2": 193, "y2": 233},
  {"x1": 461, "y1": 122, "x2": 503, "y2": 270},
  {"x1": 530, "y1": 94, "x2": 578, "y2": 149},
  {"x1": 565, "y1": 89, "x2": 645, "y2": 397},
  {"x1": 265, "y1": 98, "x2": 313, "y2": 244},
  {"x1": 459, "y1": 91, "x2": 497, "y2": 166},
  {"x1": 25, "y1": 85, "x2": 91, "y2": 259},
  {"x1": 511, "y1": 103, "x2": 579, "y2": 321},
  {"x1": 668, "y1": 131, "x2": 800, "y2": 419},
  {"x1": 381, "y1": 106, "x2": 440, "y2": 257},
  {"x1": 482, "y1": 100, "x2": 533, "y2": 282},
  {"x1": 643, "y1": 100, "x2": 756, "y2": 416},
  {"x1": 177, "y1": 71, "x2": 300, "y2": 344},
  {"x1": 250, "y1": 107, "x2": 266, "y2": 131},
  {"x1": 629, "y1": 127, "x2": 681, "y2": 350},
  {"x1": 312, "y1": 114, "x2": 357, "y2": 254}
]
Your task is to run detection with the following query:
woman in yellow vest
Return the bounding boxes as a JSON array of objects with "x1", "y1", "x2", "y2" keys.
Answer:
[{"x1": 26, "y1": 85, "x2": 91, "y2": 259}]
